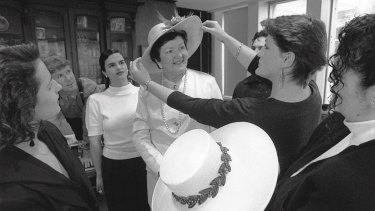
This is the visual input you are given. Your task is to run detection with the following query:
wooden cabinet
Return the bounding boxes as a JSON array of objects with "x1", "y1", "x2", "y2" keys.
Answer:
[
  {"x1": 1, "y1": 0, "x2": 137, "y2": 84},
  {"x1": 0, "y1": 3, "x2": 24, "y2": 46}
]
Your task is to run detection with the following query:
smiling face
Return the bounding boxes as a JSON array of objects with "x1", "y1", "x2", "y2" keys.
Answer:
[
  {"x1": 103, "y1": 52, "x2": 129, "y2": 87},
  {"x1": 256, "y1": 36, "x2": 285, "y2": 81},
  {"x1": 52, "y1": 65, "x2": 77, "y2": 92},
  {"x1": 331, "y1": 69, "x2": 375, "y2": 122},
  {"x1": 157, "y1": 36, "x2": 188, "y2": 76},
  {"x1": 34, "y1": 59, "x2": 62, "y2": 121}
]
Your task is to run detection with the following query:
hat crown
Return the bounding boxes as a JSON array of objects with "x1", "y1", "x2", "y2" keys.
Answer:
[
  {"x1": 147, "y1": 23, "x2": 167, "y2": 46},
  {"x1": 160, "y1": 129, "x2": 222, "y2": 196}
]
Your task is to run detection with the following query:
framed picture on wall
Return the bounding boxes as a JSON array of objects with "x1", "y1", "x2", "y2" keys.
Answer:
[
  {"x1": 110, "y1": 18, "x2": 125, "y2": 32},
  {"x1": 35, "y1": 27, "x2": 45, "y2": 40}
]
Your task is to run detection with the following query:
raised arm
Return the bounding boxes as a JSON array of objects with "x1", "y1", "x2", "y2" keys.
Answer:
[
  {"x1": 202, "y1": 20, "x2": 258, "y2": 70},
  {"x1": 129, "y1": 58, "x2": 261, "y2": 128}
]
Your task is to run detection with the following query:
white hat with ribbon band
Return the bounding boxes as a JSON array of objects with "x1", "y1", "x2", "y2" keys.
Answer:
[
  {"x1": 140, "y1": 15, "x2": 203, "y2": 73},
  {"x1": 152, "y1": 122, "x2": 279, "y2": 211}
]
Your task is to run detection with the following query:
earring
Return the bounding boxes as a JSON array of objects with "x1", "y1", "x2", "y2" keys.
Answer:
[
  {"x1": 371, "y1": 101, "x2": 375, "y2": 105},
  {"x1": 29, "y1": 140, "x2": 35, "y2": 147},
  {"x1": 279, "y1": 69, "x2": 285, "y2": 88}
]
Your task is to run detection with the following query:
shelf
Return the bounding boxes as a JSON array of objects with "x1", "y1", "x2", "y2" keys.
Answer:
[{"x1": 36, "y1": 25, "x2": 63, "y2": 29}]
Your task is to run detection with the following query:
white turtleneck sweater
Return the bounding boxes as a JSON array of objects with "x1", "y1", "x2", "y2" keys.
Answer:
[
  {"x1": 292, "y1": 119, "x2": 375, "y2": 177},
  {"x1": 86, "y1": 84, "x2": 140, "y2": 160}
]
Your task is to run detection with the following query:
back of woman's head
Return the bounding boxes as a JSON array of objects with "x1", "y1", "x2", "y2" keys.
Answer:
[
  {"x1": 43, "y1": 56, "x2": 71, "y2": 74},
  {"x1": 0, "y1": 44, "x2": 40, "y2": 149},
  {"x1": 328, "y1": 14, "x2": 375, "y2": 108},
  {"x1": 262, "y1": 15, "x2": 327, "y2": 87}
]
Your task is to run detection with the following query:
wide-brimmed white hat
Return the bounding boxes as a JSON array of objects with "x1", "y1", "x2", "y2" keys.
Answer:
[
  {"x1": 152, "y1": 122, "x2": 279, "y2": 211},
  {"x1": 140, "y1": 15, "x2": 203, "y2": 73}
]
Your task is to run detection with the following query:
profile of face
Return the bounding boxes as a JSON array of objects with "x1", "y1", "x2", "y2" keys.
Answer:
[
  {"x1": 251, "y1": 36, "x2": 266, "y2": 54},
  {"x1": 52, "y1": 65, "x2": 77, "y2": 92},
  {"x1": 256, "y1": 35, "x2": 286, "y2": 81},
  {"x1": 331, "y1": 69, "x2": 374, "y2": 122},
  {"x1": 157, "y1": 36, "x2": 188, "y2": 75},
  {"x1": 103, "y1": 52, "x2": 128, "y2": 85},
  {"x1": 34, "y1": 59, "x2": 62, "y2": 121}
]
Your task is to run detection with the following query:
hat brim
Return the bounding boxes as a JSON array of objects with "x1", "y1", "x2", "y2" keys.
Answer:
[
  {"x1": 152, "y1": 122, "x2": 279, "y2": 211},
  {"x1": 141, "y1": 15, "x2": 203, "y2": 73}
]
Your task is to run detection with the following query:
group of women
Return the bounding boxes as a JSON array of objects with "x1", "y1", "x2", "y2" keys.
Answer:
[{"x1": 0, "y1": 11, "x2": 374, "y2": 211}]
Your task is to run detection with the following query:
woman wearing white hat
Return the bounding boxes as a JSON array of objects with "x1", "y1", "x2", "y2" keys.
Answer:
[
  {"x1": 130, "y1": 15, "x2": 327, "y2": 179},
  {"x1": 132, "y1": 14, "x2": 223, "y2": 205}
]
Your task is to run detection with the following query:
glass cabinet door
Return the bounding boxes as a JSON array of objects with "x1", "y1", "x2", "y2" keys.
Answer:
[
  {"x1": 75, "y1": 15, "x2": 101, "y2": 83},
  {"x1": 109, "y1": 17, "x2": 132, "y2": 63},
  {"x1": 0, "y1": 6, "x2": 23, "y2": 46},
  {"x1": 34, "y1": 11, "x2": 66, "y2": 59}
]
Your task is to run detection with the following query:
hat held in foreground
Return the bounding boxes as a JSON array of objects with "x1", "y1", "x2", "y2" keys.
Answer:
[
  {"x1": 152, "y1": 122, "x2": 279, "y2": 211},
  {"x1": 141, "y1": 14, "x2": 203, "y2": 73}
]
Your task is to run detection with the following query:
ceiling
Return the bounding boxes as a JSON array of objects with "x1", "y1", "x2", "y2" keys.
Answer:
[{"x1": 175, "y1": 0, "x2": 250, "y2": 11}]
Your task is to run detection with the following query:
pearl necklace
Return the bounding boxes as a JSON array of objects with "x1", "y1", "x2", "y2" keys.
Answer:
[{"x1": 161, "y1": 69, "x2": 188, "y2": 136}]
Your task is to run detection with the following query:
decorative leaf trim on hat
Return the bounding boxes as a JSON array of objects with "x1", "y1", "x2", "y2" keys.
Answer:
[{"x1": 172, "y1": 142, "x2": 232, "y2": 208}]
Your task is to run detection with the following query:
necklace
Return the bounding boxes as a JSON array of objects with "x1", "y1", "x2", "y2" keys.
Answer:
[{"x1": 161, "y1": 69, "x2": 188, "y2": 135}]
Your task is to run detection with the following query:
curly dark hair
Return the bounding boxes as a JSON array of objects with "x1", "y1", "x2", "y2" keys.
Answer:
[
  {"x1": 262, "y1": 15, "x2": 327, "y2": 87},
  {"x1": 328, "y1": 14, "x2": 375, "y2": 111},
  {"x1": 150, "y1": 30, "x2": 187, "y2": 69},
  {"x1": 0, "y1": 44, "x2": 40, "y2": 149}
]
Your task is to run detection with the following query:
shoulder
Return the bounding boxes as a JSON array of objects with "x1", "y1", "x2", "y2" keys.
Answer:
[{"x1": 79, "y1": 77, "x2": 105, "y2": 94}]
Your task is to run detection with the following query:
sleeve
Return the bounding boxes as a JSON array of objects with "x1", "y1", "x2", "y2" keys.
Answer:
[
  {"x1": 286, "y1": 170, "x2": 375, "y2": 211},
  {"x1": 85, "y1": 95, "x2": 103, "y2": 137},
  {"x1": 132, "y1": 87, "x2": 163, "y2": 174},
  {"x1": 247, "y1": 55, "x2": 260, "y2": 75},
  {"x1": 80, "y1": 78, "x2": 105, "y2": 142},
  {"x1": 167, "y1": 91, "x2": 261, "y2": 128}
]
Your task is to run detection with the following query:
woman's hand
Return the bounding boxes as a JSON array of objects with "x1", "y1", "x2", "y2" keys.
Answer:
[
  {"x1": 202, "y1": 20, "x2": 228, "y2": 42},
  {"x1": 130, "y1": 58, "x2": 151, "y2": 86},
  {"x1": 96, "y1": 175, "x2": 104, "y2": 195}
]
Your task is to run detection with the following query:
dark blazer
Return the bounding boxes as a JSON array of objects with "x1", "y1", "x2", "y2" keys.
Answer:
[
  {"x1": 0, "y1": 121, "x2": 98, "y2": 211},
  {"x1": 267, "y1": 112, "x2": 375, "y2": 210}
]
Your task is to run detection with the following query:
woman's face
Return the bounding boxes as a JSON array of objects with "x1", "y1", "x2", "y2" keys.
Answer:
[
  {"x1": 52, "y1": 65, "x2": 77, "y2": 92},
  {"x1": 157, "y1": 36, "x2": 188, "y2": 75},
  {"x1": 103, "y1": 53, "x2": 128, "y2": 86},
  {"x1": 256, "y1": 35, "x2": 285, "y2": 81},
  {"x1": 34, "y1": 59, "x2": 62, "y2": 121},
  {"x1": 332, "y1": 69, "x2": 374, "y2": 122}
]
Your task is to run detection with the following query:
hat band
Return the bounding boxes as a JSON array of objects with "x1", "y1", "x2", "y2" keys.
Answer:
[{"x1": 172, "y1": 142, "x2": 232, "y2": 208}]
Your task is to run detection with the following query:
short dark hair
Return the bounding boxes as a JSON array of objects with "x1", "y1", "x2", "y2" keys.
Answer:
[
  {"x1": 0, "y1": 44, "x2": 40, "y2": 149},
  {"x1": 43, "y1": 56, "x2": 71, "y2": 75},
  {"x1": 262, "y1": 15, "x2": 327, "y2": 87},
  {"x1": 251, "y1": 30, "x2": 268, "y2": 43},
  {"x1": 329, "y1": 14, "x2": 375, "y2": 109},
  {"x1": 150, "y1": 30, "x2": 187, "y2": 69},
  {"x1": 99, "y1": 49, "x2": 121, "y2": 88}
]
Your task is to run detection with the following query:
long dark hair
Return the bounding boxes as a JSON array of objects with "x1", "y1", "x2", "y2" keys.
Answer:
[{"x1": 0, "y1": 44, "x2": 40, "y2": 149}]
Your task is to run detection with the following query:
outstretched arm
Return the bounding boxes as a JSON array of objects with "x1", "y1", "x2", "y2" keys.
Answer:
[{"x1": 202, "y1": 20, "x2": 258, "y2": 70}]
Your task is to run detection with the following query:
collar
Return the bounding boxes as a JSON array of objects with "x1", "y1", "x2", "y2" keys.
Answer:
[{"x1": 344, "y1": 119, "x2": 375, "y2": 146}]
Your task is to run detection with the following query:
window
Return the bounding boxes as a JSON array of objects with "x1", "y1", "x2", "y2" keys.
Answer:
[
  {"x1": 324, "y1": 0, "x2": 375, "y2": 103},
  {"x1": 269, "y1": 0, "x2": 307, "y2": 18}
]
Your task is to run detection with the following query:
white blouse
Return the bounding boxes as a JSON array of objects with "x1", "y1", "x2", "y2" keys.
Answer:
[{"x1": 132, "y1": 69, "x2": 223, "y2": 174}]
